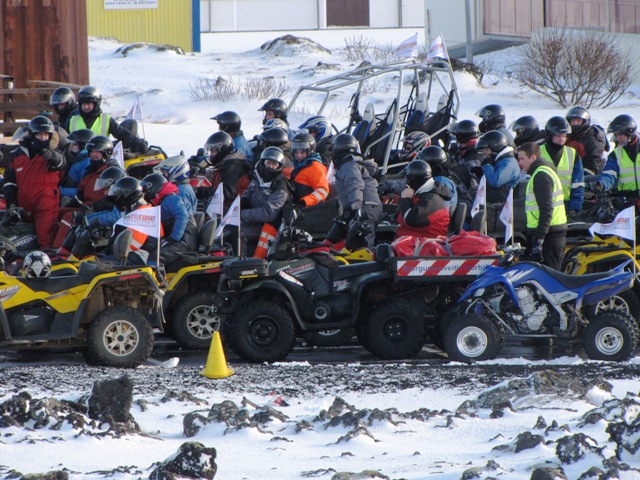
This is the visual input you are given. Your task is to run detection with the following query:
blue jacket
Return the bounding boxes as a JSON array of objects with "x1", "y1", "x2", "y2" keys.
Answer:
[
  {"x1": 60, "y1": 152, "x2": 90, "y2": 198},
  {"x1": 160, "y1": 194, "x2": 192, "y2": 242},
  {"x1": 86, "y1": 206, "x2": 123, "y2": 227},
  {"x1": 482, "y1": 148, "x2": 520, "y2": 203},
  {"x1": 176, "y1": 180, "x2": 198, "y2": 216},
  {"x1": 232, "y1": 131, "x2": 253, "y2": 163}
]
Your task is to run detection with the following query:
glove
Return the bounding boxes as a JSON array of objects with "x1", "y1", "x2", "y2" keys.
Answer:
[
  {"x1": 72, "y1": 210, "x2": 85, "y2": 226},
  {"x1": 593, "y1": 182, "x2": 604, "y2": 193},
  {"x1": 135, "y1": 139, "x2": 148, "y2": 153},
  {"x1": 481, "y1": 156, "x2": 493, "y2": 167},
  {"x1": 471, "y1": 166, "x2": 484, "y2": 178},
  {"x1": 294, "y1": 200, "x2": 307, "y2": 209},
  {"x1": 530, "y1": 239, "x2": 544, "y2": 263},
  {"x1": 2, "y1": 204, "x2": 16, "y2": 222},
  {"x1": 39, "y1": 149, "x2": 53, "y2": 161},
  {"x1": 341, "y1": 209, "x2": 354, "y2": 221}
]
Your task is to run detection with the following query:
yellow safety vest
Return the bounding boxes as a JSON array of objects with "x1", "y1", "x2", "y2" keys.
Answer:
[
  {"x1": 614, "y1": 146, "x2": 640, "y2": 191},
  {"x1": 539, "y1": 144, "x2": 575, "y2": 201},
  {"x1": 525, "y1": 165, "x2": 567, "y2": 229},
  {"x1": 68, "y1": 113, "x2": 110, "y2": 136}
]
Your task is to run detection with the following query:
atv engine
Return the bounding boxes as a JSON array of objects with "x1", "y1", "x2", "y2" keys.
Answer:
[{"x1": 503, "y1": 286, "x2": 554, "y2": 333}]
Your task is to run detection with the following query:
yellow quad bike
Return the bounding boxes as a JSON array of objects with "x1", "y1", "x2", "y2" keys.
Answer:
[
  {"x1": 0, "y1": 230, "x2": 164, "y2": 367},
  {"x1": 124, "y1": 145, "x2": 166, "y2": 179}
]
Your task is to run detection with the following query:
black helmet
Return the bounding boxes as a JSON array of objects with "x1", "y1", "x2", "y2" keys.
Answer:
[
  {"x1": 291, "y1": 132, "x2": 316, "y2": 159},
  {"x1": 257, "y1": 147, "x2": 285, "y2": 182},
  {"x1": 23, "y1": 251, "x2": 52, "y2": 279},
  {"x1": 476, "y1": 104, "x2": 506, "y2": 133},
  {"x1": 608, "y1": 114, "x2": 637, "y2": 136},
  {"x1": 28, "y1": 115, "x2": 55, "y2": 134},
  {"x1": 77, "y1": 85, "x2": 102, "y2": 112},
  {"x1": 95, "y1": 166, "x2": 126, "y2": 191},
  {"x1": 107, "y1": 176, "x2": 144, "y2": 212},
  {"x1": 212, "y1": 111, "x2": 241, "y2": 133},
  {"x1": 400, "y1": 131, "x2": 431, "y2": 160},
  {"x1": 566, "y1": 106, "x2": 591, "y2": 136},
  {"x1": 204, "y1": 131, "x2": 234, "y2": 164},
  {"x1": 85, "y1": 135, "x2": 114, "y2": 159},
  {"x1": 141, "y1": 173, "x2": 168, "y2": 202},
  {"x1": 405, "y1": 159, "x2": 433, "y2": 190},
  {"x1": 49, "y1": 87, "x2": 77, "y2": 115},
  {"x1": 257, "y1": 127, "x2": 289, "y2": 147},
  {"x1": 332, "y1": 133, "x2": 359, "y2": 156},
  {"x1": 545, "y1": 116, "x2": 572, "y2": 139},
  {"x1": 451, "y1": 119, "x2": 479, "y2": 143},
  {"x1": 510, "y1": 116, "x2": 541, "y2": 146},
  {"x1": 417, "y1": 146, "x2": 449, "y2": 176},
  {"x1": 259, "y1": 98, "x2": 288, "y2": 120},
  {"x1": 67, "y1": 128, "x2": 94, "y2": 150},
  {"x1": 120, "y1": 118, "x2": 138, "y2": 137},
  {"x1": 476, "y1": 130, "x2": 508, "y2": 153}
]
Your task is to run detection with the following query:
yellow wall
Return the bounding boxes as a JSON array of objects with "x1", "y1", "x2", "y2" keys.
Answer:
[{"x1": 86, "y1": 0, "x2": 193, "y2": 52}]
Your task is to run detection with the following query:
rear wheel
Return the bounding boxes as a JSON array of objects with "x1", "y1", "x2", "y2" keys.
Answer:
[
  {"x1": 171, "y1": 292, "x2": 222, "y2": 350},
  {"x1": 227, "y1": 299, "x2": 295, "y2": 363},
  {"x1": 582, "y1": 312, "x2": 637, "y2": 361},
  {"x1": 444, "y1": 314, "x2": 501, "y2": 362},
  {"x1": 361, "y1": 298, "x2": 426, "y2": 360}
]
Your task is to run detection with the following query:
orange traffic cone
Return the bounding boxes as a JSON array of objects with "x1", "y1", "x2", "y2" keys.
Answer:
[{"x1": 200, "y1": 331, "x2": 235, "y2": 379}]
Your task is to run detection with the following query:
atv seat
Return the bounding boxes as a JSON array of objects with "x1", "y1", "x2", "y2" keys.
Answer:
[
  {"x1": 21, "y1": 275, "x2": 86, "y2": 294},
  {"x1": 331, "y1": 261, "x2": 387, "y2": 282},
  {"x1": 77, "y1": 260, "x2": 116, "y2": 283},
  {"x1": 404, "y1": 92, "x2": 429, "y2": 134},
  {"x1": 449, "y1": 203, "x2": 467, "y2": 235},
  {"x1": 521, "y1": 262, "x2": 614, "y2": 288},
  {"x1": 352, "y1": 103, "x2": 376, "y2": 152}
]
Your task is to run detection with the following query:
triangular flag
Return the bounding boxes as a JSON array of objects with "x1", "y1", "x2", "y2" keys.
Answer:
[
  {"x1": 327, "y1": 161, "x2": 335, "y2": 185},
  {"x1": 206, "y1": 183, "x2": 224, "y2": 219},
  {"x1": 470, "y1": 175, "x2": 486, "y2": 218},
  {"x1": 215, "y1": 195, "x2": 241, "y2": 239},
  {"x1": 426, "y1": 34, "x2": 449, "y2": 62},
  {"x1": 589, "y1": 206, "x2": 635, "y2": 241},
  {"x1": 112, "y1": 141, "x2": 125, "y2": 169},
  {"x1": 393, "y1": 33, "x2": 419, "y2": 60},
  {"x1": 499, "y1": 188, "x2": 514, "y2": 244},
  {"x1": 114, "y1": 205, "x2": 162, "y2": 239},
  {"x1": 126, "y1": 96, "x2": 143, "y2": 121}
]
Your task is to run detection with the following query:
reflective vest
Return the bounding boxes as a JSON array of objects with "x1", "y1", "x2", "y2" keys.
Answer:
[
  {"x1": 525, "y1": 165, "x2": 567, "y2": 229},
  {"x1": 614, "y1": 146, "x2": 640, "y2": 191},
  {"x1": 539, "y1": 144, "x2": 575, "y2": 201},
  {"x1": 69, "y1": 113, "x2": 110, "y2": 136}
]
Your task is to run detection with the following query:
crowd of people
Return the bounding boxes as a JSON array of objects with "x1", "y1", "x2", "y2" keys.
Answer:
[{"x1": 3, "y1": 84, "x2": 639, "y2": 278}]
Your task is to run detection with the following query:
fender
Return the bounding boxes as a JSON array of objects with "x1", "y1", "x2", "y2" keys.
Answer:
[
  {"x1": 458, "y1": 265, "x2": 519, "y2": 305},
  {"x1": 239, "y1": 280, "x2": 306, "y2": 326},
  {"x1": 351, "y1": 271, "x2": 393, "y2": 319},
  {"x1": 163, "y1": 262, "x2": 223, "y2": 309}
]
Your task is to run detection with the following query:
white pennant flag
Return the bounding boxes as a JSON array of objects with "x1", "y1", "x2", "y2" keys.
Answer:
[
  {"x1": 112, "y1": 141, "x2": 125, "y2": 170},
  {"x1": 215, "y1": 195, "x2": 241, "y2": 239},
  {"x1": 426, "y1": 34, "x2": 449, "y2": 63},
  {"x1": 393, "y1": 33, "x2": 419, "y2": 60},
  {"x1": 326, "y1": 161, "x2": 335, "y2": 185},
  {"x1": 206, "y1": 183, "x2": 224, "y2": 219},
  {"x1": 499, "y1": 188, "x2": 514, "y2": 244},
  {"x1": 126, "y1": 96, "x2": 143, "y2": 121},
  {"x1": 114, "y1": 205, "x2": 162, "y2": 239},
  {"x1": 589, "y1": 206, "x2": 635, "y2": 241},
  {"x1": 470, "y1": 175, "x2": 486, "y2": 218}
]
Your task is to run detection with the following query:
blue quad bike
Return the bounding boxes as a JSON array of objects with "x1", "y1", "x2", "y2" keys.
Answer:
[{"x1": 441, "y1": 247, "x2": 639, "y2": 362}]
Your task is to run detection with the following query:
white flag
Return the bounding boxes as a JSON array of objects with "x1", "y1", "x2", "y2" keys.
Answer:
[
  {"x1": 426, "y1": 34, "x2": 449, "y2": 63},
  {"x1": 112, "y1": 141, "x2": 125, "y2": 169},
  {"x1": 393, "y1": 33, "x2": 419, "y2": 60},
  {"x1": 589, "y1": 206, "x2": 635, "y2": 241},
  {"x1": 114, "y1": 205, "x2": 162, "y2": 239},
  {"x1": 499, "y1": 188, "x2": 514, "y2": 244},
  {"x1": 471, "y1": 175, "x2": 486, "y2": 218},
  {"x1": 327, "y1": 161, "x2": 335, "y2": 185},
  {"x1": 206, "y1": 183, "x2": 224, "y2": 219},
  {"x1": 126, "y1": 96, "x2": 143, "y2": 121},
  {"x1": 215, "y1": 195, "x2": 241, "y2": 239}
]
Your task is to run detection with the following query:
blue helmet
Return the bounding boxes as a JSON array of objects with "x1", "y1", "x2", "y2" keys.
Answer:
[
  {"x1": 155, "y1": 153, "x2": 191, "y2": 183},
  {"x1": 299, "y1": 116, "x2": 332, "y2": 141}
]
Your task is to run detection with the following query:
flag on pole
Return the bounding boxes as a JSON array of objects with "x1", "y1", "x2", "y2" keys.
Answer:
[
  {"x1": 327, "y1": 161, "x2": 335, "y2": 184},
  {"x1": 471, "y1": 175, "x2": 486, "y2": 218},
  {"x1": 393, "y1": 33, "x2": 419, "y2": 60},
  {"x1": 215, "y1": 195, "x2": 241, "y2": 239},
  {"x1": 112, "y1": 141, "x2": 125, "y2": 170},
  {"x1": 499, "y1": 188, "x2": 514, "y2": 245},
  {"x1": 206, "y1": 183, "x2": 224, "y2": 219},
  {"x1": 126, "y1": 96, "x2": 143, "y2": 121},
  {"x1": 426, "y1": 34, "x2": 449, "y2": 63},
  {"x1": 114, "y1": 205, "x2": 162, "y2": 239},
  {"x1": 589, "y1": 206, "x2": 635, "y2": 241}
]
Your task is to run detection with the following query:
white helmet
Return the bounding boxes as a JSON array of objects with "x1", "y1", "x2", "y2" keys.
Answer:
[{"x1": 23, "y1": 251, "x2": 52, "y2": 279}]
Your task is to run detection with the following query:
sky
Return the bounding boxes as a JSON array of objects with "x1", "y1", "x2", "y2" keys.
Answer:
[{"x1": 0, "y1": 29, "x2": 639, "y2": 480}]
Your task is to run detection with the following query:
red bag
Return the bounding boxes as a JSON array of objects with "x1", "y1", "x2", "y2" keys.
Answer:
[
  {"x1": 448, "y1": 230, "x2": 497, "y2": 256},
  {"x1": 391, "y1": 235, "x2": 449, "y2": 257}
]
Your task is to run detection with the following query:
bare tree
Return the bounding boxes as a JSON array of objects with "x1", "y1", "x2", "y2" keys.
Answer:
[{"x1": 514, "y1": 29, "x2": 633, "y2": 108}]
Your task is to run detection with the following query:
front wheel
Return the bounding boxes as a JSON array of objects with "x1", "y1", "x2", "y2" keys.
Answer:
[
  {"x1": 171, "y1": 292, "x2": 223, "y2": 350},
  {"x1": 582, "y1": 312, "x2": 637, "y2": 362},
  {"x1": 443, "y1": 314, "x2": 502, "y2": 362},
  {"x1": 227, "y1": 299, "x2": 295, "y2": 363},
  {"x1": 85, "y1": 306, "x2": 154, "y2": 368}
]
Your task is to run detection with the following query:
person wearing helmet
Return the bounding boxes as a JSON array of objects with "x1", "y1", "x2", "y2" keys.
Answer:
[
  {"x1": 259, "y1": 98, "x2": 288, "y2": 125},
  {"x1": 67, "y1": 85, "x2": 148, "y2": 153},
  {"x1": 565, "y1": 106, "x2": 609, "y2": 175},
  {"x1": 539, "y1": 116, "x2": 584, "y2": 218},
  {"x1": 22, "y1": 251, "x2": 52, "y2": 279},
  {"x1": 212, "y1": 111, "x2": 253, "y2": 162},
  {"x1": 449, "y1": 119, "x2": 482, "y2": 170},
  {"x1": 326, "y1": 133, "x2": 382, "y2": 249},
  {"x1": 476, "y1": 130, "x2": 520, "y2": 203},
  {"x1": 510, "y1": 115, "x2": 545, "y2": 147},
  {"x1": 395, "y1": 159, "x2": 452, "y2": 239},
  {"x1": 240, "y1": 147, "x2": 293, "y2": 257},
  {"x1": 299, "y1": 116, "x2": 335, "y2": 167},
  {"x1": 3, "y1": 115, "x2": 66, "y2": 248},
  {"x1": 417, "y1": 146, "x2": 458, "y2": 213},
  {"x1": 49, "y1": 86, "x2": 78, "y2": 132},
  {"x1": 155, "y1": 153, "x2": 197, "y2": 216},
  {"x1": 141, "y1": 173, "x2": 199, "y2": 265},
  {"x1": 397, "y1": 131, "x2": 431, "y2": 163},
  {"x1": 596, "y1": 114, "x2": 640, "y2": 195},
  {"x1": 59, "y1": 129, "x2": 94, "y2": 201},
  {"x1": 288, "y1": 132, "x2": 329, "y2": 208},
  {"x1": 517, "y1": 142, "x2": 567, "y2": 270},
  {"x1": 476, "y1": 104, "x2": 515, "y2": 146},
  {"x1": 252, "y1": 127, "x2": 293, "y2": 167}
]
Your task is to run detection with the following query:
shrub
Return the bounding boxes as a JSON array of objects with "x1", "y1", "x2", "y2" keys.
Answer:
[
  {"x1": 343, "y1": 35, "x2": 397, "y2": 64},
  {"x1": 189, "y1": 76, "x2": 290, "y2": 102}
]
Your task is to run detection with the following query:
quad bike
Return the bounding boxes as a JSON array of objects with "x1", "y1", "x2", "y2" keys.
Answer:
[
  {"x1": 442, "y1": 245, "x2": 638, "y2": 363},
  {"x1": 0, "y1": 230, "x2": 164, "y2": 367},
  {"x1": 124, "y1": 145, "x2": 166, "y2": 179}
]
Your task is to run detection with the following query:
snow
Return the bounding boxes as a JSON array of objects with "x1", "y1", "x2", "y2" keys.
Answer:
[{"x1": 0, "y1": 28, "x2": 639, "y2": 480}]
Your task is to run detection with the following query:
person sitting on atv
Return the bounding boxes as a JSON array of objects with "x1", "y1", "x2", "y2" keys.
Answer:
[
  {"x1": 449, "y1": 120, "x2": 482, "y2": 171},
  {"x1": 287, "y1": 132, "x2": 329, "y2": 208},
  {"x1": 476, "y1": 104, "x2": 516, "y2": 147},
  {"x1": 59, "y1": 128, "x2": 94, "y2": 200},
  {"x1": 475, "y1": 130, "x2": 520, "y2": 204},
  {"x1": 416, "y1": 146, "x2": 458, "y2": 213},
  {"x1": 155, "y1": 153, "x2": 197, "y2": 216},
  {"x1": 49, "y1": 86, "x2": 78, "y2": 132},
  {"x1": 565, "y1": 106, "x2": 609, "y2": 175},
  {"x1": 212, "y1": 110, "x2": 253, "y2": 162},
  {"x1": 141, "y1": 173, "x2": 199, "y2": 265},
  {"x1": 326, "y1": 133, "x2": 382, "y2": 250},
  {"x1": 240, "y1": 147, "x2": 293, "y2": 258},
  {"x1": 396, "y1": 159, "x2": 451, "y2": 239},
  {"x1": 67, "y1": 86, "x2": 148, "y2": 153},
  {"x1": 395, "y1": 131, "x2": 431, "y2": 164},
  {"x1": 299, "y1": 116, "x2": 334, "y2": 168},
  {"x1": 510, "y1": 115, "x2": 545, "y2": 148},
  {"x1": 251, "y1": 126, "x2": 293, "y2": 168},
  {"x1": 3, "y1": 115, "x2": 66, "y2": 249}
]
